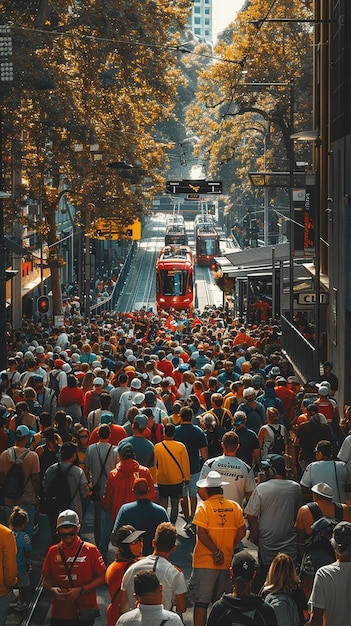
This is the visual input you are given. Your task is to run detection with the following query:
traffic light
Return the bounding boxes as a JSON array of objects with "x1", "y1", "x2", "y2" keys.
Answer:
[{"x1": 37, "y1": 296, "x2": 49, "y2": 314}]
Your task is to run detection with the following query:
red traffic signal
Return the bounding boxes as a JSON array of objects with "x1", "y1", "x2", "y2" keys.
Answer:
[{"x1": 37, "y1": 296, "x2": 49, "y2": 314}]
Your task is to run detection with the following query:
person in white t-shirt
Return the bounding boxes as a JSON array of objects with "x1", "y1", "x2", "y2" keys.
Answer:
[
  {"x1": 198, "y1": 431, "x2": 256, "y2": 507},
  {"x1": 120, "y1": 522, "x2": 186, "y2": 618}
]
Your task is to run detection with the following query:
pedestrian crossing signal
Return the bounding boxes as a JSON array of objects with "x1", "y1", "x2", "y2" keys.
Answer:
[{"x1": 37, "y1": 296, "x2": 49, "y2": 314}]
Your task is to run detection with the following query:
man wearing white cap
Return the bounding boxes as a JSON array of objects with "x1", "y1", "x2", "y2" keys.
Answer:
[
  {"x1": 118, "y1": 378, "x2": 143, "y2": 424},
  {"x1": 189, "y1": 470, "x2": 246, "y2": 626},
  {"x1": 83, "y1": 377, "x2": 109, "y2": 421},
  {"x1": 42, "y1": 509, "x2": 105, "y2": 626}
]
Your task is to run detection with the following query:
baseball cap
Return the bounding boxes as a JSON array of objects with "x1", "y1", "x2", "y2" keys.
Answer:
[
  {"x1": 311, "y1": 482, "x2": 334, "y2": 499},
  {"x1": 33, "y1": 375, "x2": 44, "y2": 384},
  {"x1": 268, "y1": 454, "x2": 286, "y2": 476},
  {"x1": 93, "y1": 377, "x2": 104, "y2": 386},
  {"x1": 202, "y1": 364, "x2": 212, "y2": 373},
  {"x1": 330, "y1": 521, "x2": 351, "y2": 556},
  {"x1": 196, "y1": 470, "x2": 229, "y2": 488},
  {"x1": 121, "y1": 529, "x2": 145, "y2": 544},
  {"x1": 130, "y1": 378, "x2": 142, "y2": 389},
  {"x1": 288, "y1": 376, "x2": 300, "y2": 384},
  {"x1": 270, "y1": 366, "x2": 281, "y2": 376},
  {"x1": 318, "y1": 386, "x2": 329, "y2": 396},
  {"x1": 323, "y1": 360, "x2": 333, "y2": 368},
  {"x1": 56, "y1": 509, "x2": 80, "y2": 529},
  {"x1": 15, "y1": 425, "x2": 30, "y2": 438},
  {"x1": 231, "y1": 550, "x2": 257, "y2": 581},
  {"x1": 118, "y1": 439, "x2": 135, "y2": 457},
  {"x1": 133, "y1": 414, "x2": 148, "y2": 429},
  {"x1": 127, "y1": 354, "x2": 136, "y2": 363},
  {"x1": 100, "y1": 412, "x2": 113, "y2": 425},
  {"x1": 151, "y1": 375, "x2": 162, "y2": 385},
  {"x1": 132, "y1": 392, "x2": 145, "y2": 406},
  {"x1": 252, "y1": 374, "x2": 262, "y2": 386},
  {"x1": 54, "y1": 359, "x2": 65, "y2": 368},
  {"x1": 144, "y1": 390, "x2": 156, "y2": 404}
]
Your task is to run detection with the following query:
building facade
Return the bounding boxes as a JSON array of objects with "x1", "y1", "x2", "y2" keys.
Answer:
[{"x1": 188, "y1": 0, "x2": 213, "y2": 42}]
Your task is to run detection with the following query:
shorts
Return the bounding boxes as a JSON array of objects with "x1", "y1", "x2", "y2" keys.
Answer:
[
  {"x1": 188, "y1": 568, "x2": 231, "y2": 607},
  {"x1": 183, "y1": 472, "x2": 200, "y2": 498},
  {"x1": 158, "y1": 483, "x2": 183, "y2": 498}
]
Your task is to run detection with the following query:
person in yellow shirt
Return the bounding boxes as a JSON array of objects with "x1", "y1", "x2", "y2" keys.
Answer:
[
  {"x1": 189, "y1": 470, "x2": 246, "y2": 626},
  {"x1": 0, "y1": 522, "x2": 18, "y2": 625},
  {"x1": 154, "y1": 424, "x2": 190, "y2": 524}
]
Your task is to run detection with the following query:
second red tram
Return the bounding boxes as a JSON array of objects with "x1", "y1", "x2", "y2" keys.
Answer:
[
  {"x1": 156, "y1": 246, "x2": 194, "y2": 312},
  {"x1": 194, "y1": 215, "x2": 220, "y2": 265}
]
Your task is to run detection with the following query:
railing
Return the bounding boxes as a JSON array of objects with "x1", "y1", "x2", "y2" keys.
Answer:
[
  {"x1": 89, "y1": 241, "x2": 137, "y2": 316},
  {"x1": 281, "y1": 314, "x2": 315, "y2": 382}
]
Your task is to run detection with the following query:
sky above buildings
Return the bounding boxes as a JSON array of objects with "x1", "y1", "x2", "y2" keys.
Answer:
[{"x1": 212, "y1": 0, "x2": 244, "y2": 40}]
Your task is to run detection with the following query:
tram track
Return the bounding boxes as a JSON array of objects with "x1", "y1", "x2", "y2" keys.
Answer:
[{"x1": 114, "y1": 215, "x2": 224, "y2": 313}]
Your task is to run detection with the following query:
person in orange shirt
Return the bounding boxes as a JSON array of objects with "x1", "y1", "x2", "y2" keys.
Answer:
[{"x1": 233, "y1": 327, "x2": 254, "y2": 347}]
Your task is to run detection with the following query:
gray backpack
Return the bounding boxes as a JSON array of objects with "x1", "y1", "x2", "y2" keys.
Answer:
[{"x1": 264, "y1": 592, "x2": 299, "y2": 626}]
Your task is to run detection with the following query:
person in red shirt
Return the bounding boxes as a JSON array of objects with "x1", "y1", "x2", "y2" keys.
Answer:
[
  {"x1": 101, "y1": 439, "x2": 155, "y2": 522},
  {"x1": 58, "y1": 374, "x2": 85, "y2": 423},
  {"x1": 156, "y1": 350, "x2": 174, "y2": 378},
  {"x1": 274, "y1": 377, "x2": 298, "y2": 427},
  {"x1": 89, "y1": 413, "x2": 127, "y2": 446},
  {"x1": 42, "y1": 509, "x2": 106, "y2": 625},
  {"x1": 233, "y1": 327, "x2": 254, "y2": 347}
]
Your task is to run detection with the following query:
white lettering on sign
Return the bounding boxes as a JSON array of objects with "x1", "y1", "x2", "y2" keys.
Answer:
[{"x1": 297, "y1": 293, "x2": 329, "y2": 305}]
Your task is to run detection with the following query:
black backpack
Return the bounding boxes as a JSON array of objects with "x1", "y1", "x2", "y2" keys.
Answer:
[
  {"x1": 49, "y1": 370, "x2": 61, "y2": 398},
  {"x1": 267, "y1": 424, "x2": 285, "y2": 455},
  {"x1": 3, "y1": 449, "x2": 30, "y2": 499},
  {"x1": 44, "y1": 463, "x2": 76, "y2": 516},
  {"x1": 89, "y1": 390, "x2": 102, "y2": 412}
]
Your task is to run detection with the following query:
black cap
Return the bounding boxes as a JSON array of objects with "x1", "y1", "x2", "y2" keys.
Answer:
[{"x1": 231, "y1": 550, "x2": 257, "y2": 581}]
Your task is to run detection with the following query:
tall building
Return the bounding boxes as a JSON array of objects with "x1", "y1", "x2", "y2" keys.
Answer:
[{"x1": 189, "y1": 0, "x2": 213, "y2": 43}]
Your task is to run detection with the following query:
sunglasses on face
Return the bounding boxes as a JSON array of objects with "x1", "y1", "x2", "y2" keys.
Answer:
[
  {"x1": 58, "y1": 530, "x2": 77, "y2": 538},
  {"x1": 79, "y1": 435, "x2": 89, "y2": 439}
]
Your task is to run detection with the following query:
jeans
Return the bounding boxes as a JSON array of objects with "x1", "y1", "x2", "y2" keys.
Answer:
[
  {"x1": 0, "y1": 592, "x2": 10, "y2": 626},
  {"x1": 95, "y1": 505, "x2": 112, "y2": 562}
]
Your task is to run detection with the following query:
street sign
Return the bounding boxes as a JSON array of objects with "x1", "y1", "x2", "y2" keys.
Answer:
[
  {"x1": 297, "y1": 292, "x2": 329, "y2": 305},
  {"x1": 165, "y1": 179, "x2": 222, "y2": 194},
  {"x1": 91, "y1": 218, "x2": 141, "y2": 240}
]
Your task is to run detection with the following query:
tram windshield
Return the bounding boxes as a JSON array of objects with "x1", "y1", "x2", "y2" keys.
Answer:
[
  {"x1": 160, "y1": 270, "x2": 189, "y2": 296},
  {"x1": 197, "y1": 237, "x2": 218, "y2": 256}
]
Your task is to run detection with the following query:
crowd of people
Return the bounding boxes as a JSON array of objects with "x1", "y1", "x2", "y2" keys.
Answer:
[{"x1": 0, "y1": 307, "x2": 351, "y2": 626}]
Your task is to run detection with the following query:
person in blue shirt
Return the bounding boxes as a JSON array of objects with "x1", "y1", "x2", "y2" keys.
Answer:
[{"x1": 9, "y1": 506, "x2": 31, "y2": 613}]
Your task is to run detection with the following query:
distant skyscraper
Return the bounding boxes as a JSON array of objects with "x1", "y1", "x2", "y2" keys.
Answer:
[{"x1": 188, "y1": 0, "x2": 213, "y2": 43}]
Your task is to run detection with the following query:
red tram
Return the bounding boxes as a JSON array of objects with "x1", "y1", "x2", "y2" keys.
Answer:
[
  {"x1": 194, "y1": 215, "x2": 220, "y2": 265},
  {"x1": 156, "y1": 246, "x2": 194, "y2": 312}
]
